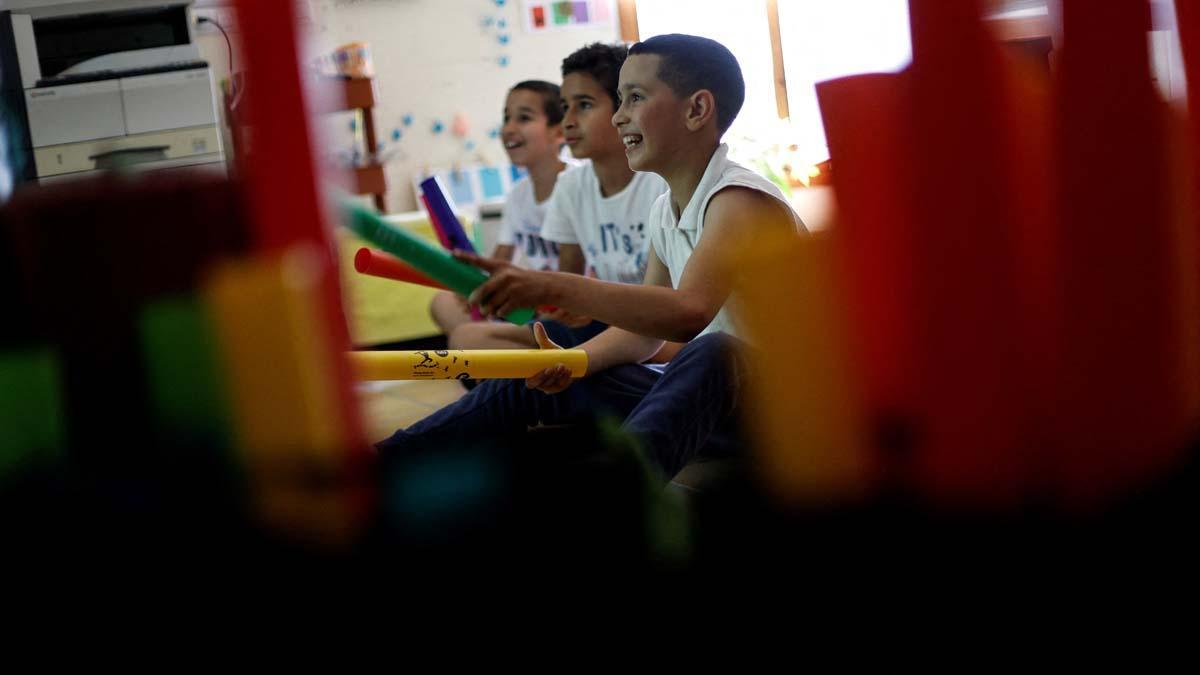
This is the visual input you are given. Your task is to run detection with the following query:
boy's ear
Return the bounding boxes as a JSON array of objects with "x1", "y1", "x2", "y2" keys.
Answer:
[{"x1": 684, "y1": 89, "x2": 717, "y2": 132}]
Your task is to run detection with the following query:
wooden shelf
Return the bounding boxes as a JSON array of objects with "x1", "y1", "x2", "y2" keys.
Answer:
[
  {"x1": 227, "y1": 74, "x2": 388, "y2": 212},
  {"x1": 313, "y1": 76, "x2": 378, "y2": 114},
  {"x1": 354, "y1": 164, "x2": 386, "y2": 196}
]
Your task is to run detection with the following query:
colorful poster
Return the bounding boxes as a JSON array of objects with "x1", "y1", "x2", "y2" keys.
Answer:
[
  {"x1": 411, "y1": 163, "x2": 528, "y2": 212},
  {"x1": 479, "y1": 167, "x2": 504, "y2": 200},
  {"x1": 521, "y1": 0, "x2": 614, "y2": 33}
]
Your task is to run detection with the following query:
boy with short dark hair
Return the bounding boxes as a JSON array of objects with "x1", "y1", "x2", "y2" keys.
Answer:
[
  {"x1": 448, "y1": 43, "x2": 668, "y2": 350},
  {"x1": 382, "y1": 34, "x2": 805, "y2": 481}
]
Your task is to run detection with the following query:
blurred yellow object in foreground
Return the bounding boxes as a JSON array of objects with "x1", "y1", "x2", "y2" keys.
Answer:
[{"x1": 734, "y1": 231, "x2": 872, "y2": 505}]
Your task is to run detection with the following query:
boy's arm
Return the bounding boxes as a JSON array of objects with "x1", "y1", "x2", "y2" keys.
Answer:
[
  {"x1": 578, "y1": 251, "x2": 672, "y2": 373},
  {"x1": 521, "y1": 255, "x2": 671, "y2": 394},
  {"x1": 541, "y1": 243, "x2": 592, "y2": 327},
  {"x1": 461, "y1": 187, "x2": 796, "y2": 342},
  {"x1": 556, "y1": 243, "x2": 586, "y2": 275}
]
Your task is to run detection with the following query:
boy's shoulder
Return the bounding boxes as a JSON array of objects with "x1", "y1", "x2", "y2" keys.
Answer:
[
  {"x1": 691, "y1": 147, "x2": 804, "y2": 232},
  {"x1": 712, "y1": 151, "x2": 784, "y2": 196},
  {"x1": 553, "y1": 160, "x2": 596, "y2": 194},
  {"x1": 504, "y1": 175, "x2": 536, "y2": 212},
  {"x1": 703, "y1": 182, "x2": 805, "y2": 234},
  {"x1": 509, "y1": 174, "x2": 534, "y2": 195},
  {"x1": 645, "y1": 190, "x2": 673, "y2": 229}
]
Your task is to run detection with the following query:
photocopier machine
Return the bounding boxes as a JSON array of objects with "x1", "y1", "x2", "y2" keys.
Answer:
[{"x1": 0, "y1": 0, "x2": 225, "y2": 188}]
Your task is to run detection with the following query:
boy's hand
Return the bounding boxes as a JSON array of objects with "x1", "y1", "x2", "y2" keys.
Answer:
[
  {"x1": 455, "y1": 250, "x2": 549, "y2": 319},
  {"x1": 524, "y1": 322, "x2": 577, "y2": 394}
]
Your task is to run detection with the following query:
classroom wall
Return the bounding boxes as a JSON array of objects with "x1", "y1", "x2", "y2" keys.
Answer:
[{"x1": 195, "y1": 0, "x2": 619, "y2": 213}]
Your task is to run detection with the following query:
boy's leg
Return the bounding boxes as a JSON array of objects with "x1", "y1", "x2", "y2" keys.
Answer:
[
  {"x1": 445, "y1": 318, "x2": 609, "y2": 350},
  {"x1": 376, "y1": 361, "x2": 661, "y2": 456},
  {"x1": 538, "y1": 319, "x2": 608, "y2": 348},
  {"x1": 448, "y1": 321, "x2": 537, "y2": 350},
  {"x1": 430, "y1": 290, "x2": 474, "y2": 335},
  {"x1": 620, "y1": 332, "x2": 748, "y2": 481}
]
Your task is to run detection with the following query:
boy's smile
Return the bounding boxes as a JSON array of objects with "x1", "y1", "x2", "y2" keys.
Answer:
[
  {"x1": 502, "y1": 88, "x2": 558, "y2": 166},
  {"x1": 613, "y1": 54, "x2": 678, "y2": 173}
]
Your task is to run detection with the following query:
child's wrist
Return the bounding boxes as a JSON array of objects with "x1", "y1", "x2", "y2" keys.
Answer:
[
  {"x1": 580, "y1": 345, "x2": 598, "y2": 376},
  {"x1": 543, "y1": 271, "x2": 569, "y2": 307}
]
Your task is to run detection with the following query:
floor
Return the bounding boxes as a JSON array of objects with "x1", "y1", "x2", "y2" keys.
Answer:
[{"x1": 356, "y1": 378, "x2": 466, "y2": 443}]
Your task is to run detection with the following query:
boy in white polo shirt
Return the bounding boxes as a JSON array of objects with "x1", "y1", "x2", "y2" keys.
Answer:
[{"x1": 382, "y1": 34, "x2": 805, "y2": 482}]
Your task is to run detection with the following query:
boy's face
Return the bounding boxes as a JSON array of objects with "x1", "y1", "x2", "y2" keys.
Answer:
[
  {"x1": 502, "y1": 88, "x2": 561, "y2": 167},
  {"x1": 559, "y1": 72, "x2": 621, "y2": 161},
  {"x1": 613, "y1": 54, "x2": 685, "y2": 174}
]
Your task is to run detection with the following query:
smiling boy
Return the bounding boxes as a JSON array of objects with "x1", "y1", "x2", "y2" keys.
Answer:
[{"x1": 380, "y1": 34, "x2": 805, "y2": 481}]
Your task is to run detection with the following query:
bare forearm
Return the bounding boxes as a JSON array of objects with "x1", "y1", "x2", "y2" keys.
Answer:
[
  {"x1": 542, "y1": 272, "x2": 713, "y2": 342},
  {"x1": 580, "y1": 326, "x2": 665, "y2": 374}
]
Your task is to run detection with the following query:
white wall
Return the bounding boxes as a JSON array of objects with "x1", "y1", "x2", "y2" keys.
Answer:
[{"x1": 197, "y1": 0, "x2": 618, "y2": 213}]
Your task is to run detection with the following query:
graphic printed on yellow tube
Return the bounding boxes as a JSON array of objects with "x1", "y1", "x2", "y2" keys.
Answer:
[
  {"x1": 414, "y1": 350, "x2": 470, "y2": 380},
  {"x1": 349, "y1": 349, "x2": 588, "y2": 381}
]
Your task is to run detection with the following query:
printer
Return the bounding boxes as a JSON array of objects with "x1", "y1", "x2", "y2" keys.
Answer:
[{"x1": 0, "y1": 0, "x2": 224, "y2": 185}]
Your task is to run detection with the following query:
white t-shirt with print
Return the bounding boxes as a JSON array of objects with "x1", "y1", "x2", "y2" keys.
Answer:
[
  {"x1": 540, "y1": 161, "x2": 668, "y2": 283},
  {"x1": 649, "y1": 143, "x2": 807, "y2": 339},
  {"x1": 497, "y1": 176, "x2": 559, "y2": 271}
]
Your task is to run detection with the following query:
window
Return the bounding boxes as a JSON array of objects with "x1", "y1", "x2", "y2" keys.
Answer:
[
  {"x1": 630, "y1": 0, "x2": 911, "y2": 167},
  {"x1": 633, "y1": 0, "x2": 780, "y2": 139},
  {"x1": 777, "y1": 0, "x2": 911, "y2": 165}
]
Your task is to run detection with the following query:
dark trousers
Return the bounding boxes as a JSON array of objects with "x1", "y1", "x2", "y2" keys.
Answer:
[{"x1": 376, "y1": 332, "x2": 746, "y2": 481}]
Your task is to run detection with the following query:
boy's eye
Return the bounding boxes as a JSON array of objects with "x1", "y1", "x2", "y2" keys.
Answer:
[{"x1": 580, "y1": 101, "x2": 592, "y2": 110}]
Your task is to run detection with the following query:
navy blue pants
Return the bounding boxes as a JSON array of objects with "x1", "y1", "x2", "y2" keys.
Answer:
[
  {"x1": 376, "y1": 332, "x2": 746, "y2": 481},
  {"x1": 537, "y1": 319, "x2": 609, "y2": 347}
]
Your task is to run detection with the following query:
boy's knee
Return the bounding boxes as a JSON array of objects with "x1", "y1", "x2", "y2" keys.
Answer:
[
  {"x1": 677, "y1": 332, "x2": 738, "y2": 362},
  {"x1": 447, "y1": 322, "x2": 496, "y2": 349},
  {"x1": 447, "y1": 322, "x2": 482, "y2": 350},
  {"x1": 429, "y1": 290, "x2": 457, "y2": 316},
  {"x1": 448, "y1": 321, "x2": 537, "y2": 350},
  {"x1": 671, "y1": 332, "x2": 749, "y2": 383}
]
